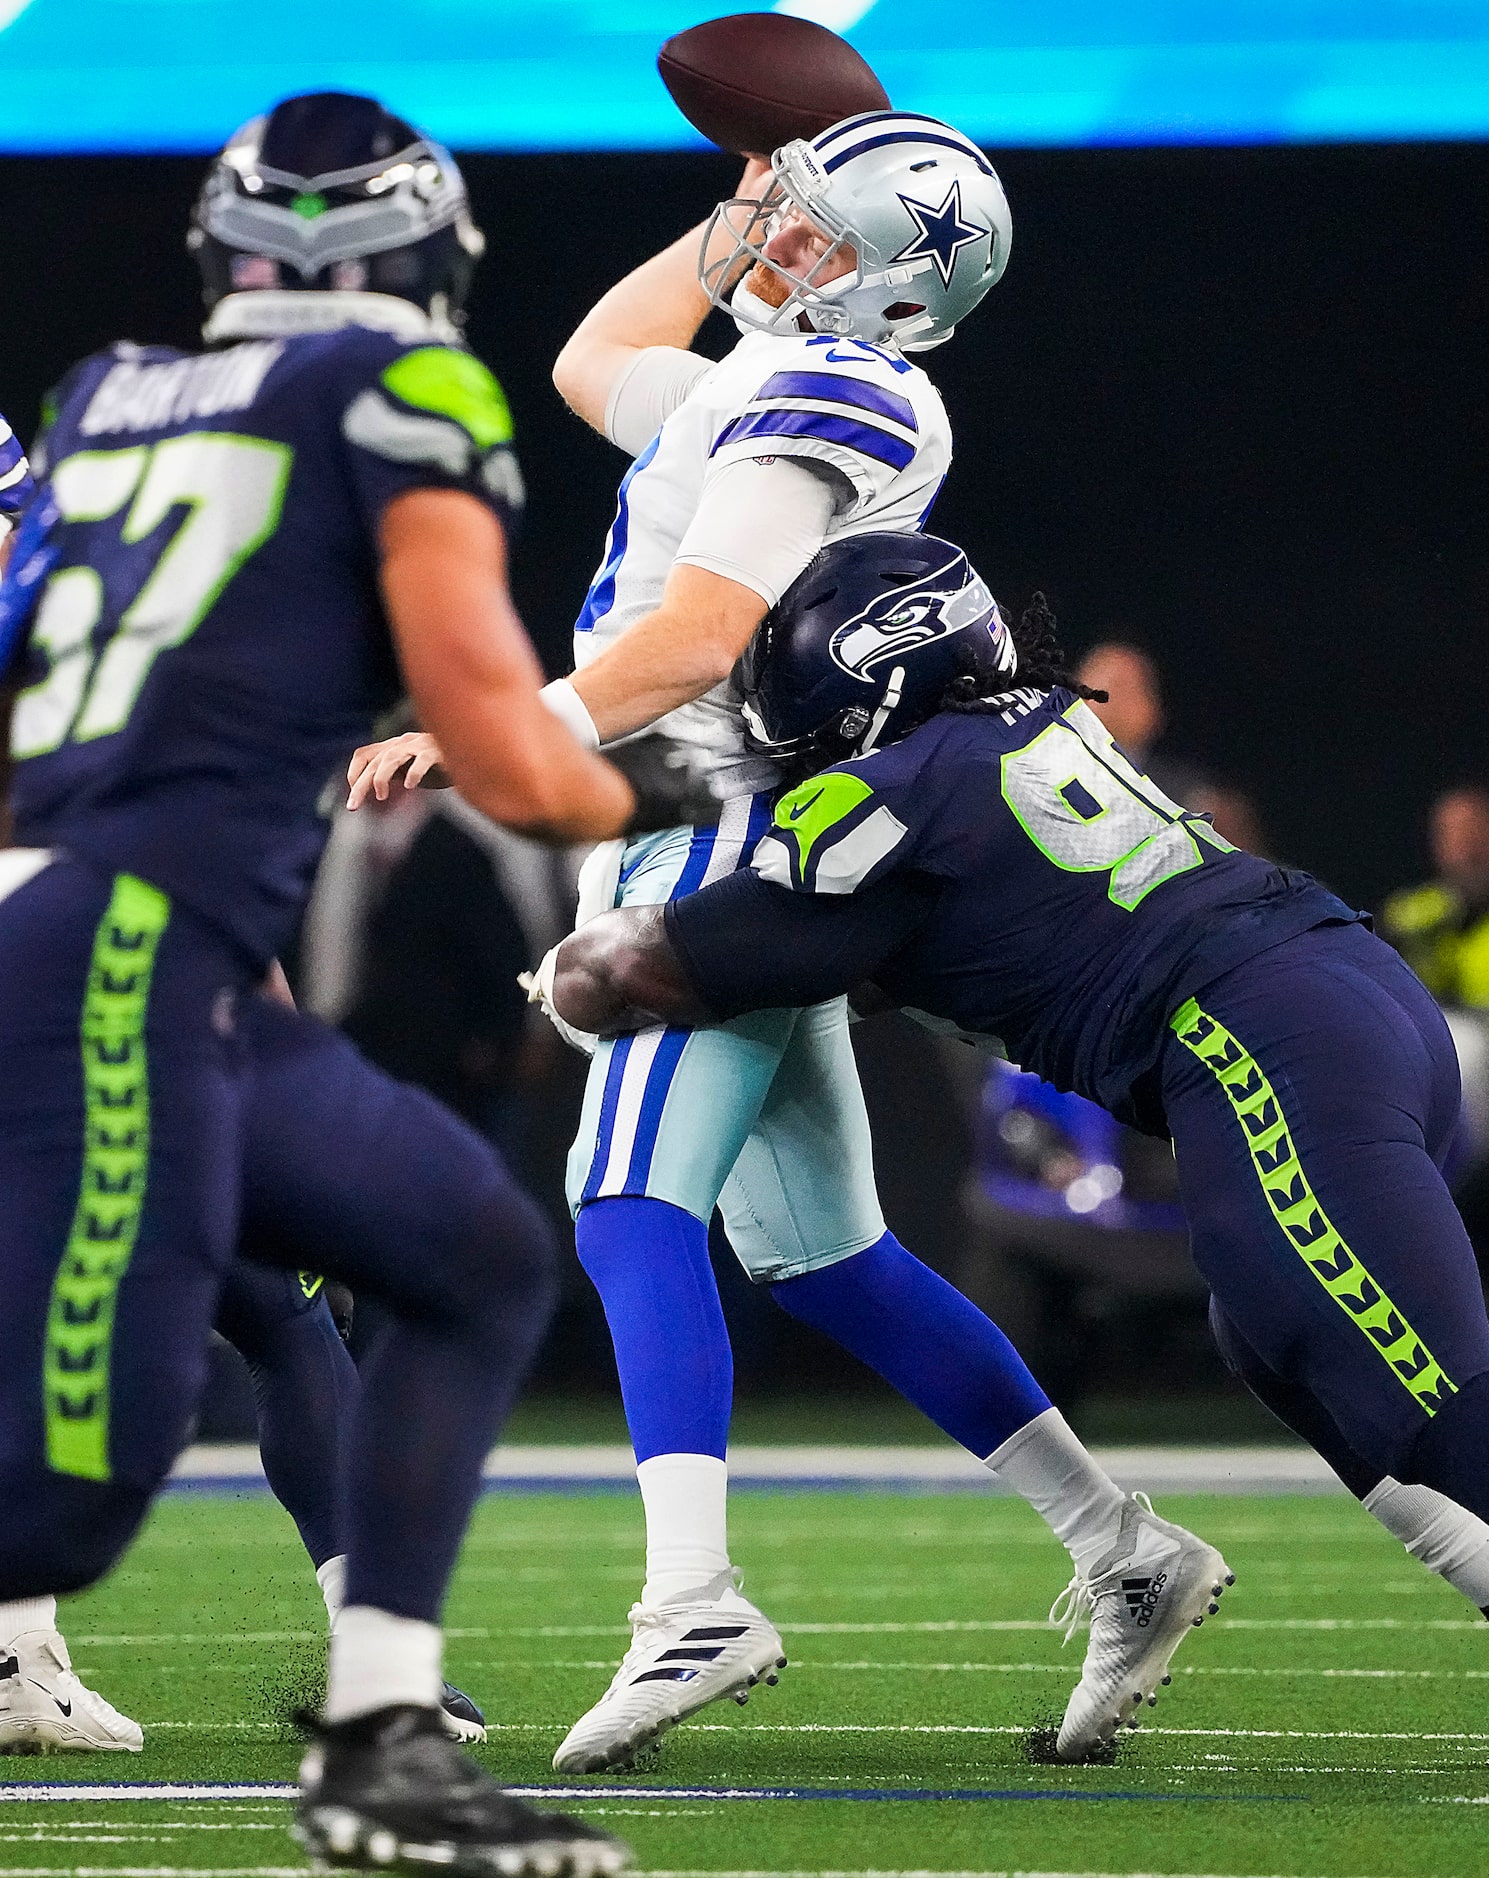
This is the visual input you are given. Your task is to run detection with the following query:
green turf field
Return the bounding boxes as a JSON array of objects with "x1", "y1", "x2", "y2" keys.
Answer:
[{"x1": 3, "y1": 1486, "x2": 1487, "y2": 1878}]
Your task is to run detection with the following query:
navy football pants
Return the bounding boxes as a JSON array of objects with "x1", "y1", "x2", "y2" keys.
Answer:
[
  {"x1": 0, "y1": 858, "x2": 557, "y2": 1619},
  {"x1": 213, "y1": 1259, "x2": 356, "y2": 1572},
  {"x1": 1163, "y1": 920, "x2": 1489, "y2": 1509}
]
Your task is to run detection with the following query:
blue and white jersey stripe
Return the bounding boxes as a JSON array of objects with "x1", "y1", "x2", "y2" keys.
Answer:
[
  {"x1": 752, "y1": 370, "x2": 918, "y2": 433},
  {"x1": 709, "y1": 354, "x2": 923, "y2": 481},
  {"x1": 0, "y1": 416, "x2": 35, "y2": 518},
  {"x1": 575, "y1": 430, "x2": 660, "y2": 635},
  {"x1": 582, "y1": 792, "x2": 774, "y2": 1203},
  {"x1": 711, "y1": 405, "x2": 915, "y2": 473}
]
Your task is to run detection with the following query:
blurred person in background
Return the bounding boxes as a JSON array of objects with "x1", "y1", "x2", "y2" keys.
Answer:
[
  {"x1": 1380, "y1": 785, "x2": 1489, "y2": 1011},
  {"x1": 1381, "y1": 784, "x2": 1489, "y2": 1268},
  {"x1": 1076, "y1": 641, "x2": 1266, "y2": 854}
]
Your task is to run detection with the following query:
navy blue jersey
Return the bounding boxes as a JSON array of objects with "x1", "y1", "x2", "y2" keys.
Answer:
[
  {"x1": 8, "y1": 326, "x2": 522, "y2": 963},
  {"x1": 666, "y1": 689, "x2": 1359, "y2": 1132}
]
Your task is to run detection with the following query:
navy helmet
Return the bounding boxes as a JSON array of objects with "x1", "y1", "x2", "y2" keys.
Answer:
[
  {"x1": 189, "y1": 92, "x2": 485, "y2": 332},
  {"x1": 740, "y1": 532, "x2": 1016, "y2": 778}
]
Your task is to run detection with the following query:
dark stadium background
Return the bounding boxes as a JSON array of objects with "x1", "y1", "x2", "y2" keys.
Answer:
[
  {"x1": 3, "y1": 141, "x2": 1486, "y2": 1432},
  {"x1": 5, "y1": 142, "x2": 1487, "y2": 906}
]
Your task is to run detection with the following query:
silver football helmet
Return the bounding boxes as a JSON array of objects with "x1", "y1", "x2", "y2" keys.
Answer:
[
  {"x1": 189, "y1": 92, "x2": 485, "y2": 336},
  {"x1": 700, "y1": 110, "x2": 1011, "y2": 352}
]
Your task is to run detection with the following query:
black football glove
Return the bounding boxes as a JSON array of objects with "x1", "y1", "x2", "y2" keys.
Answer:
[{"x1": 607, "y1": 734, "x2": 722, "y2": 835}]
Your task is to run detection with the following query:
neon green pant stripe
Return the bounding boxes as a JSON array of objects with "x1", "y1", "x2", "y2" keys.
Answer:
[
  {"x1": 1170, "y1": 996, "x2": 1457, "y2": 1418},
  {"x1": 45, "y1": 873, "x2": 171, "y2": 1481}
]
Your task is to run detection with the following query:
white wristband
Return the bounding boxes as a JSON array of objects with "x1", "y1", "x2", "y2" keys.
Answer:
[{"x1": 539, "y1": 677, "x2": 600, "y2": 752}]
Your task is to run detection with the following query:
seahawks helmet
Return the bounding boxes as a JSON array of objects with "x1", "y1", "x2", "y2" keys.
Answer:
[
  {"x1": 189, "y1": 92, "x2": 485, "y2": 332},
  {"x1": 740, "y1": 532, "x2": 1015, "y2": 778},
  {"x1": 701, "y1": 110, "x2": 1011, "y2": 352}
]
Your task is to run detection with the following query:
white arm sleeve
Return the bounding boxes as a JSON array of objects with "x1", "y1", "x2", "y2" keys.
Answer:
[
  {"x1": 672, "y1": 455, "x2": 845, "y2": 608},
  {"x1": 604, "y1": 346, "x2": 714, "y2": 456}
]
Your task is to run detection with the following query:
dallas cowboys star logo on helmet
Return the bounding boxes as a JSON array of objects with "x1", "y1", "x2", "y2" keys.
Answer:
[{"x1": 892, "y1": 180, "x2": 986, "y2": 289}]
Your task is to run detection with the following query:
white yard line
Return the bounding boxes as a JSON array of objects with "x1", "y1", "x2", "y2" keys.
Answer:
[
  {"x1": 69, "y1": 1615, "x2": 1483, "y2": 1647},
  {"x1": 167, "y1": 1443, "x2": 1342, "y2": 1495},
  {"x1": 104, "y1": 1720, "x2": 1489, "y2": 1743},
  {"x1": 0, "y1": 1790, "x2": 294, "y2": 1803}
]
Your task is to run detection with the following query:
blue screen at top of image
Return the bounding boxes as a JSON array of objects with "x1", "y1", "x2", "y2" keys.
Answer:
[{"x1": 1, "y1": 0, "x2": 1487, "y2": 153}]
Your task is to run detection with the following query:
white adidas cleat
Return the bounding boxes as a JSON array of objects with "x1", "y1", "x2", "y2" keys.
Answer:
[
  {"x1": 553, "y1": 1569, "x2": 786, "y2": 1773},
  {"x1": 0, "y1": 1630, "x2": 144, "y2": 1753},
  {"x1": 1050, "y1": 1492, "x2": 1233, "y2": 1762}
]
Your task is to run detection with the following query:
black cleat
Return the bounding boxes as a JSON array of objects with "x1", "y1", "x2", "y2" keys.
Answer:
[
  {"x1": 294, "y1": 1704, "x2": 629, "y2": 1876},
  {"x1": 440, "y1": 1681, "x2": 488, "y2": 1745}
]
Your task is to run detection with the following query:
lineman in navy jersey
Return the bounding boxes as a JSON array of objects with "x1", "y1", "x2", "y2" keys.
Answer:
[
  {"x1": 0, "y1": 91, "x2": 702, "y2": 1871},
  {"x1": 549, "y1": 535, "x2": 1489, "y2": 1732}
]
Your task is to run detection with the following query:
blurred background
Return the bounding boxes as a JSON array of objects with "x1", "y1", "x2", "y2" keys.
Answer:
[{"x1": 4, "y1": 0, "x2": 1487, "y2": 1446}]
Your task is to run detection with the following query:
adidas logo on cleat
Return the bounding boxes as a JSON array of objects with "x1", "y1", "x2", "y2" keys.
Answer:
[
  {"x1": 629, "y1": 1626, "x2": 747, "y2": 1687},
  {"x1": 1122, "y1": 1570, "x2": 1167, "y2": 1627}
]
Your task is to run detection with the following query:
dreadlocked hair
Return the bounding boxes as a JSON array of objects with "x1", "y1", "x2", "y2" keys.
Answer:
[{"x1": 942, "y1": 591, "x2": 1108, "y2": 713}]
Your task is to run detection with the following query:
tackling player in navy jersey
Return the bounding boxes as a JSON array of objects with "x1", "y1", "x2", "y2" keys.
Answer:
[
  {"x1": 0, "y1": 90, "x2": 716, "y2": 1871},
  {"x1": 543, "y1": 532, "x2": 1489, "y2": 1749}
]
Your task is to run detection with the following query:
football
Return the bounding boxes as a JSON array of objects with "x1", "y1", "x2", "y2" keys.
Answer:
[{"x1": 657, "y1": 11, "x2": 890, "y2": 159}]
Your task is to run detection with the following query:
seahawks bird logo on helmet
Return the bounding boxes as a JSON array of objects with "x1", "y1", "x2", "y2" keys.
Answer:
[
  {"x1": 189, "y1": 91, "x2": 485, "y2": 340},
  {"x1": 740, "y1": 532, "x2": 1016, "y2": 779},
  {"x1": 701, "y1": 110, "x2": 1011, "y2": 353},
  {"x1": 828, "y1": 568, "x2": 1002, "y2": 680}
]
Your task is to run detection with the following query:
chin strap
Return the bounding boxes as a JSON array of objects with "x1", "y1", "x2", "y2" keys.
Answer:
[
  {"x1": 859, "y1": 665, "x2": 906, "y2": 757},
  {"x1": 203, "y1": 290, "x2": 451, "y2": 345}
]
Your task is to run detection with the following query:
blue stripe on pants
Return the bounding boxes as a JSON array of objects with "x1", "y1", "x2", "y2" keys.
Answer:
[
  {"x1": 625, "y1": 1027, "x2": 693, "y2": 1191},
  {"x1": 582, "y1": 1032, "x2": 635, "y2": 1205}
]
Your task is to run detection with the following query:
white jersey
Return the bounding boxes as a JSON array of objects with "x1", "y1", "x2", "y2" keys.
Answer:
[{"x1": 573, "y1": 331, "x2": 952, "y2": 796}]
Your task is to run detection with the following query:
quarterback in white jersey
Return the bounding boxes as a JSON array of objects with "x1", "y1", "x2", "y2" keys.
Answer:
[
  {"x1": 570, "y1": 327, "x2": 951, "y2": 796},
  {"x1": 351, "y1": 111, "x2": 1192, "y2": 1772}
]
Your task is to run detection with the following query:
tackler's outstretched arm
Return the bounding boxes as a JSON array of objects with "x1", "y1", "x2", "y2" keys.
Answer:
[{"x1": 544, "y1": 866, "x2": 937, "y2": 1037}]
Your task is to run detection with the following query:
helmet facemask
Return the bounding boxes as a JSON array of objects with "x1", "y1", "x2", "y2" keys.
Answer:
[{"x1": 700, "y1": 178, "x2": 866, "y2": 341}]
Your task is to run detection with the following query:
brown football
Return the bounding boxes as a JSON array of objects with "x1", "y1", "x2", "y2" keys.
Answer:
[{"x1": 658, "y1": 12, "x2": 890, "y2": 159}]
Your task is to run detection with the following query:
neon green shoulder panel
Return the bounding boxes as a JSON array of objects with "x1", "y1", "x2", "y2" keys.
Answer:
[
  {"x1": 772, "y1": 772, "x2": 875, "y2": 874},
  {"x1": 380, "y1": 348, "x2": 514, "y2": 448}
]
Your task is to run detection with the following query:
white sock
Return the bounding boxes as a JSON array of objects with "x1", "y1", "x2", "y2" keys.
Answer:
[
  {"x1": 985, "y1": 1407, "x2": 1128, "y2": 1576},
  {"x1": 1363, "y1": 1477, "x2": 1489, "y2": 1611},
  {"x1": 323, "y1": 1605, "x2": 442, "y2": 1723},
  {"x1": 637, "y1": 1453, "x2": 731, "y2": 1606},
  {"x1": 317, "y1": 1555, "x2": 347, "y2": 1632},
  {"x1": 0, "y1": 1597, "x2": 57, "y2": 1646}
]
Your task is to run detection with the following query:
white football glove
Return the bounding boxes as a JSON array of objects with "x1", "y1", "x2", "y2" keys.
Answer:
[{"x1": 519, "y1": 943, "x2": 598, "y2": 1057}]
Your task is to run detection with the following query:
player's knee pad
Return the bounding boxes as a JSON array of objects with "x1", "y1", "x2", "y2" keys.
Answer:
[
  {"x1": 0, "y1": 1467, "x2": 152, "y2": 1597},
  {"x1": 1400, "y1": 1369, "x2": 1489, "y2": 1523}
]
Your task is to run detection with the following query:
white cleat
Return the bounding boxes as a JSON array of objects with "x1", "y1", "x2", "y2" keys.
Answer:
[
  {"x1": 0, "y1": 1629, "x2": 144, "y2": 1753},
  {"x1": 1050, "y1": 1492, "x2": 1233, "y2": 1762},
  {"x1": 553, "y1": 1569, "x2": 786, "y2": 1773}
]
